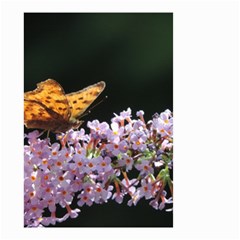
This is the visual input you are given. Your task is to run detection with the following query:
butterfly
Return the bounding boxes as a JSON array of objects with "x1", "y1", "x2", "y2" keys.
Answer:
[{"x1": 24, "y1": 79, "x2": 106, "y2": 133}]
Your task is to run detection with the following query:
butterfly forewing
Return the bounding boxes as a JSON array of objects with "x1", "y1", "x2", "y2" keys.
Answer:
[
  {"x1": 24, "y1": 79, "x2": 70, "y2": 120},
  {"x1": 66, "y1": 81, "x2": 106, "y2": 121}
]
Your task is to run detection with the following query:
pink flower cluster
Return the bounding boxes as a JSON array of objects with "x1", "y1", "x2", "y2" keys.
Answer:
[{"x1": 24, "y1": 108, "x2": 173, "y2": 227}]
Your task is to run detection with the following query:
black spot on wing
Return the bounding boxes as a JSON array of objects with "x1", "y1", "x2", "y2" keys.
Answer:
[
  {"x1": 55, "y1": 99, "x2": 66, "y2": 103},
  {"x1": 82, "y1": 100, "x2": 91, "y2": 104},
  {"x1": 93, "y1": 91, "x2": 100, "y2": 96}
]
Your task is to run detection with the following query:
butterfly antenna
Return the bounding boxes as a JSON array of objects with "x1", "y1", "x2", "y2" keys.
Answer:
[
  {"x1": 89, "y1": 95, "x2": 108, "y2": 112},
  {"x1": 80, "y1": 95, "x2": 108, "y2": 118}
]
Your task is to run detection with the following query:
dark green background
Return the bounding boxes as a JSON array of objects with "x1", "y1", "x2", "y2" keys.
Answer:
[{"x1": 24, "y1": 13, "x2": 173, "y2": 227}]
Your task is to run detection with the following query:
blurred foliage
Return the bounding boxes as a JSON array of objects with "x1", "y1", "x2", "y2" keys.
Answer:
[{"x1": 24, "y1": 13, "x2": 173, "y2": 227}]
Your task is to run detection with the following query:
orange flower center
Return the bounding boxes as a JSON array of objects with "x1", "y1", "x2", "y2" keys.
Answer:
[
  {"x1": 143, "y1": 165, "x2": 149, "y2": 171},
  {"x1": 56, "y1": 161, "x2": 62, "y2": 166},
  {"x1": 42, "y1": 159, "x2": 48, "y2": 165},
  {"x1": 88, "y1": 163, "x2": 93, "y2": 168},
  {"x1": 126, "y1": 159, "x2": 131, "y2": 164},
  {"x1": 31, "y1": 176, "x2": 36, "y2": 181},
  {"x1": 101, "y1": 162, "x2": 106, "y2": 167},
  {"x1": 52, "y1": 151, "x2": 57, "y2": 156},
  {"x1": 29, "y1": 192, "x2": 35, "y2": 197},
  {"x1": 59, "y1": 176, "x2": 64, "y2": 181},
  {"x1": 136, "y1": 140, "x2": 141, "y2": 145}
]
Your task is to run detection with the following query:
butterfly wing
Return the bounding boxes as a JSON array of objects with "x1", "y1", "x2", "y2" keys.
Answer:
[
  {"x1": 24, "y1": 100, "x2": 63, "y2": 130},
  {"x1": 66, "y1": 81, "x2": 106, "y2": 121},
  {"x1": 24, "y1": 79, "x2": 70, "y2": 120}
]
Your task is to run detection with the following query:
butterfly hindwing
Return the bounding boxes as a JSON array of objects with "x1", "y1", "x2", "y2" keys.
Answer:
[
  {"x1": 66, "y1": 81, "x2": 106, "y2": 121},
  {"x1": 24, "y1": 100, "x2": 63, "y2": 130}
]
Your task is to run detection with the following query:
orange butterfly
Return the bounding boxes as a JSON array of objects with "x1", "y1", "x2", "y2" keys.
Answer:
[{"x1": 24, "y1": 79, "x2": 106, "y2": 133}]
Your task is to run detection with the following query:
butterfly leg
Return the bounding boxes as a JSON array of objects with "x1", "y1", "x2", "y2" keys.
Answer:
[
  {"x1": 39, "y1": 130, "x2": 51, "y2": 142},
  {"x1": 37, "y1": 130, "x2": 47, "y2": 138},
  {"x1": 47, "y1": 130, "x2": 50, "y2": 139}
]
